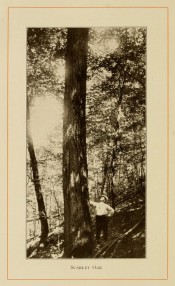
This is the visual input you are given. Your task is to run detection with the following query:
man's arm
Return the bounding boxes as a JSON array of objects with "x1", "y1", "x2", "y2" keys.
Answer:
[
  {"x1": 106, "y1": 205, "x2": 115, "y2": 216},
  {"x1": 89, "y1": 200, "x2": 98, "y2": 207}
]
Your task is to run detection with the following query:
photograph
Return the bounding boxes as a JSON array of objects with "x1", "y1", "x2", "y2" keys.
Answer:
[{"x1": 26, "y1": 27, "x2": 146, "y2": 259}]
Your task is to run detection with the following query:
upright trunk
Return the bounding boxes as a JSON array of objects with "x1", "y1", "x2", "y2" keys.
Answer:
[
  {"x1": 101, "y1": 155, "x2": 109, "y2": 195},
  {"x1": 108, "y1": 173, "x2": 115, "y2": 209},
  {"x1": 105, "y1": 150, "x2": 115, "y2": 209},
  {"x1": 63, "y1": 28, "x2": 93, "y2": 258},
  {"x1": 27, "y1": 99, "x2": 49, "y2": 244}
]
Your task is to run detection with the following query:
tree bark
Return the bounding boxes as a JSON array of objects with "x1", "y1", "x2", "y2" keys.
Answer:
[
  {"x1": 27, "y1": 99, "x2": 49, "y2": 244},
  {"x1": 101, "y1": 158, "x2": 108, "y2": 194},
  {"x1": 63, "y1": 28, "x2": 93, "y2": 258}
]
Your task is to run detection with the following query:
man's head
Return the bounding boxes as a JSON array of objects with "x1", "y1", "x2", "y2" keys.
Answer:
[{"x1": 99, "y1": 195, "x2": 108, "y2": 203}]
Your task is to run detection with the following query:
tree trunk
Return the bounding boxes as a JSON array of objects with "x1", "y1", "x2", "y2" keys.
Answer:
[
  {"x1": 63, "y1": 28, "x2": 93, "y2": 258},
  {"x1": 101, "y1": 158, "x2": 108, "y2": 194},
  {"x1": 27, "y1": 99, "x2": 49, "y2": 244}
]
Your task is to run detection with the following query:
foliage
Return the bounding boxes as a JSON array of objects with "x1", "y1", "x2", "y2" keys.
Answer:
[
  {"x1": 27, "y1": 28, "x2": 66, "y2": 97},
  {"x1": 87, "y1": 28, "x2": 146, "y2": 202}
]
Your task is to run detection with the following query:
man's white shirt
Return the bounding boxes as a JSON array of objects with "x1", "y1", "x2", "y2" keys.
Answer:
[{"x1": 90, "y1": 201, "x2": 114, "y2": 217}]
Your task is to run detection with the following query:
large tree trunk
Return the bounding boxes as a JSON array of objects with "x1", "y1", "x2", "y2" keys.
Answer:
[
  {"x1": 63, "y1": 28, "x2": 93, "y2": 258},
  {"x1": 27, "y1": 99, "x2": 49, "y2": 244}
]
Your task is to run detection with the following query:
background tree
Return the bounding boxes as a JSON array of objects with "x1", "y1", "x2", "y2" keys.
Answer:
[
  {"x1": 63, "y1": 28, "x2": 93, "y2": 258},
  {"x1": 26, "y1": 28, "x2": 66, "y2": 249},
  {"x1": 87, "y1": 28, "x2": 146, "y2": 204},
  {"x1": 27, "y1": 97, "x2": 49, "y2": 244}
]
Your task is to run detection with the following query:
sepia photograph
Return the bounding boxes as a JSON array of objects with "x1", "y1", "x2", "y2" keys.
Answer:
[{"x1": 26, "y1": 27, "x2": 146, "y2": 259}]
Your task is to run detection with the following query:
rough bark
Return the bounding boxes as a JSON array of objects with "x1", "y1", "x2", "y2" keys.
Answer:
[
  {"x1": 27, "y1": 99, "x2": 49, "y2": 244},
  {"x1": 63, "y1": 28, "x2": 93, "y2": 258}
]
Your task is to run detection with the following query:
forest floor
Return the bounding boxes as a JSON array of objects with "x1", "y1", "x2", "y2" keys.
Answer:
[
  {"x1": 93, "y1": 207, "x2": 145, "y2": 258},
  {"x1": 29, "y1": 195, "x2": 145, "y2": 259}
]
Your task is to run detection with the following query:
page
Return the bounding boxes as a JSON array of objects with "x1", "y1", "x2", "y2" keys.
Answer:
[{"x1": 0, "y1": 0, "x2": 175, "y2": 285}]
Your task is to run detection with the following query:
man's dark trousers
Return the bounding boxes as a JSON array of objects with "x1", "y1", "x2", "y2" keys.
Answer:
[{"x1": 96, "y1": 215, "x2": 108, "y2": 241}]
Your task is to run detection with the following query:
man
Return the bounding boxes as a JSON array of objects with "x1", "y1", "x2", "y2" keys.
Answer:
[{"x1": 89, "y1": 195, "x2": 114, "y2": 243}]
